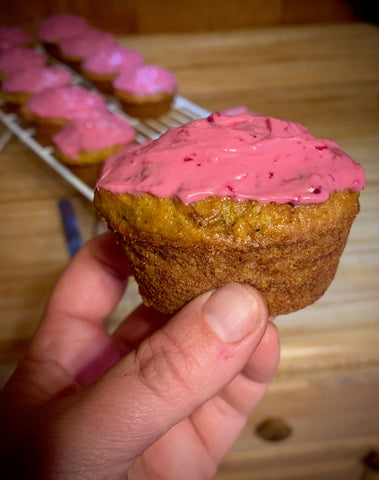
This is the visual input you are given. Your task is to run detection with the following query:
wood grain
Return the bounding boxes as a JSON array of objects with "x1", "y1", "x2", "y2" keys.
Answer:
[
  {"x1": 0, "y1": 21, "x2": 378, "y2": 479},
  {"x1": 0, "y1": 0, "x2": 361, "y2": 35}
]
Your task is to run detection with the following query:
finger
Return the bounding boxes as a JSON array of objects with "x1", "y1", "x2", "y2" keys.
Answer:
[
  {"x1": 241, "y1": 320, "x2": 280, "y2": 385},
  {"x1": 54, "y1": 283, "x2": 270, "y2": 473},
  {"x1": 129, "y1": 323, "x2": 280, "y2": 480},
  {"x1": 188, "y1": 321, "x2": 280, "y2": 465},
  {"x1": 42, "y1": 231, "x2": 131, "y2": 327},
  {"x1": 112, "y1": 304, "x2": 171, "y2": 354},
  {"x1": 28, "y1": 232, "x2": 131, "y2": 391}
]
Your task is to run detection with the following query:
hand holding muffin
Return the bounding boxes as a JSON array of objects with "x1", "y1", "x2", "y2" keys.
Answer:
[{"x1": 0, "y1": 232, "x2": 279, "y2": 479}]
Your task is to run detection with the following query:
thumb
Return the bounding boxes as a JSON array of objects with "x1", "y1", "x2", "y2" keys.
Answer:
[{"x1": 57, "y1": 283, "x2": 268, "y2": 472}]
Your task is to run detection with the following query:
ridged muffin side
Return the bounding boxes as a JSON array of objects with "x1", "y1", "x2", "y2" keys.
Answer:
[{"x1": 94, "y1": 188, "x2": 360, "y2": 315}]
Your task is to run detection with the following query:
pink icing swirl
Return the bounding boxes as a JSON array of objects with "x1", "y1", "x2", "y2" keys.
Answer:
[
  {"x1": 0, "y1": 26, "x2": 32, "y2": 52},
  {"x1": 38, "y1": 14, "x2": 89, "y2": 43},
  {"x1": 0, "y1": 47, "x2": 46, "y2": 74},
  {"x1": 96, "y1": 112, "x2": 366, "y2": 205},
  {"x1": 113, "y1": 65, "x2": 178, "y2": 96},
  {"x1": 59, "y1": 29, "x2": 116, "y2": 59},
  {"x1": 2, "y1": 65, "x2": 72, "y2": 93},
  {"x1": 83, "y1": 44, "x2": 144, "y2": 76},
  {"x1": 52, "y1": 112, "x2": 135, "y2": 159},
  {"x1": 27, "y1": 85, "x2": 108, "y2": 120}
]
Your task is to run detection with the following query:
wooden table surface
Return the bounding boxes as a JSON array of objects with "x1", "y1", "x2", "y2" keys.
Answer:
[{"x1": 0, "y1": 22, "x2": 378, "y2": 479}]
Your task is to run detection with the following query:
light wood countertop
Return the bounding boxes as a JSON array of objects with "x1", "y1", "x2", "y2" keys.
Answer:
[{"x1": 0, "y1": 22, "x2": 378, "y2": 479}]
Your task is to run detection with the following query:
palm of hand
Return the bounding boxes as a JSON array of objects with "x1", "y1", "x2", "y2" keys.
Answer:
[{"x1": 0, "y1": 233, "x2": 279, "y2": 480}]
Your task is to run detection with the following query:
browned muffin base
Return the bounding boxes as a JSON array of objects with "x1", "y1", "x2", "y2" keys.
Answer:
[
  {"x1": 80, "y1": 70, "x2": 116, "y2": 94},
  {"x1": 1, "y1": 91, "x2": 34, "y2": 114},
  {"x1": 19, "y1": 105, "x2": 69, "y2": 145},
  {"x1": 57, "y1": 52, "x2": 83, "y2": 72},
  {"x1": 94, "y1": 189, "x2": 360, "y2": 316},
  {"x1": 54, "y1": 143, "x2": 131, "y2": 187},
  {"x1": 114, "y1": 89, "x2": 174, "y2": 119}
]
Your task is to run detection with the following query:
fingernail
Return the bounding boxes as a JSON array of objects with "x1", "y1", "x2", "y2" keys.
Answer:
[{"x1": 202, "y1": 283, "x2": 259, "y2": 343}]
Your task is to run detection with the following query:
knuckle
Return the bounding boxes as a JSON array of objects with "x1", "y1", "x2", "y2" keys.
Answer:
[{"x1": 135, "y1": 329, "x2": 201, "y2": 399}]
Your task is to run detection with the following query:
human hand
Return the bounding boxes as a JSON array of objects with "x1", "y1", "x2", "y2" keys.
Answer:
[{"x1": 0, "y1": 232, "x2": 280, "y2": 480}]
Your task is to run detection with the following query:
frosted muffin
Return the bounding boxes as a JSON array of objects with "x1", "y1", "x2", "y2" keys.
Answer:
[
  {"x1": 1, "y1": 65, "x2": 72, "y2": 112},
  {"x1": 113, "y1": 64, "x2": 178, "y2": 118},
  {"x1": 94, "y1": 112, "x2": 366, "y2": 316},
  {"x1": 20, "y1": 85, "x2": 108, "y2": 144},
  {"x1": 81, "y1": 44, "x2": 144, "y2": 94},
  {"x1": 59, "y1": 29, "x2": 116, "y2": 71},
  {"x1": 38, "y1": 14, "x2": 89, "y2": 59},
  {"x1": 0, "y1": 47, "x2": 46, "y2": 83},
  {"x1": 52, "y1": 112, "x2": 136, "y2": 186},
  {"x1": 0, "y1": 26, "x2": 32, "y2": 53}
]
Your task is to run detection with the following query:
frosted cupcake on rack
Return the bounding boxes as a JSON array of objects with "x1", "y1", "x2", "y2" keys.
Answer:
[
  {"x1": 52, "y1": 111, "x2": 136, "y2": 186},
  {"x1": 113, "y1": 64, "x2": 178, "y2": 118},
  {"x1": 58, "y1": 29, "x2": 116, "y2": 71},
  {"x1": 0, "y1": 26, "x2": 32, "y2": 53},
  {"x1": 1, "y1": 65, "x2": 72, "y2": 112},
  {"x1": 20, "y1": 85, "x2": 108, "y2": 144},
  {"x1": 0, "y1": 47, "x2": 46, "y2": 83},
  {"x1": 38, "y1": 14, "x2": 89, "y2": 59},
  {"x1": 81, "y1": 44, "x2": 144, "y2": 93}
]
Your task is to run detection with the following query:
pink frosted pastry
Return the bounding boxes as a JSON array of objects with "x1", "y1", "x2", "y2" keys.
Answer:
[
  {"x1": 52, "y1": 111, "x2": 136, "y2": 186},
  {"x1": 38, "y1": 14, "x2": 89, "y2": 58},
  {"x1": 38, "y1": 14, "x2": 89, "y2": 42},
  {"x1": 1, "y1": 65, "x2": 72, "y2": 110},
  {"x1": 82, "y1": 44, "x2": 144, "y2": 93},
  {"x1": 0, "y1": 47, "x2": 46, "y2": 80},
  {"x1": 59, "y1": 29, "x2": 116, "y2": 69},
  {"x1": 20, "y1": 85, "x2": 108, "y2": 144},
  {"x1": 95, "y1": 112, "x2": 365, "y2": 315},
  {"x1": 0, "y1": 26, "x2": 32, "y2": 53},
  {"x1": 113, "y1": 64, "x2": 178, "y2": 118},
  {"x1": 52, "y1": 112, "x2": 135, "y2": 163}
]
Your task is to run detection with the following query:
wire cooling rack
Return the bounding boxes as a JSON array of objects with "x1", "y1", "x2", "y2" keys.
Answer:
[{"x1": 0, "y1": 57, "x2": 210, "y2": 202}]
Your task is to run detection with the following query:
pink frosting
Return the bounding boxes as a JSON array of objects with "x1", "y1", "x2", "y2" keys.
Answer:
[
  {"x1": 96, "y1": 112, "x2": 366, "y2": 205},
  {"x1": 220, "y1": 106, "x2": 253, "y2": 116},
  {"x1": 113, "y1": 65, "x2": 178, "y2": 96},
  {"x1": 52, "y1": 112, "x2": 135, "y2": 159},
  {"x1": 27, "y1": 85, "x2": 108, "y2": 120},
  {"x1": 0, "y1": 26, "x2": 32, "y2": 52},
  {"x1": 2, "y1": 65, "x2": 72, "y2": 93},
  {"x1": 59, "y1": 29, "x2": 116, "y2": 59},
  {"x1": 83, "y1": 44, "x2": 144, "y2": 76},
  {"x1": 101, "y1": 138, "x2": 153, "y2": 163},
  {"x1": 0, "y1": 47, "x2": 46, "y2": 74},
  {"x1": 38, "y1": 14, "x2": 89, "y2": 43}
]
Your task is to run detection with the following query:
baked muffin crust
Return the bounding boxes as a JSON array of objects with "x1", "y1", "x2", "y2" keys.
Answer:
[{"x1": 95, "y1": 189, "x2": 360, "y2": 315}]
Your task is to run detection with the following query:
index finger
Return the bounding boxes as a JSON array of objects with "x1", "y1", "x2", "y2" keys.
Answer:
[
  {"x1": 29, "y1": 232, "x2": 132, "y2": 386},
  {"x1": 42, "y1": 231, "x2": 131, "y2": 328}
]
